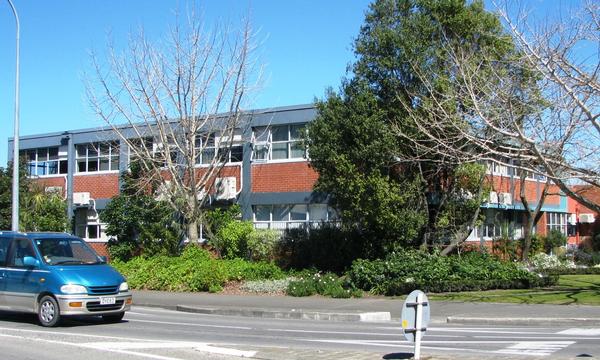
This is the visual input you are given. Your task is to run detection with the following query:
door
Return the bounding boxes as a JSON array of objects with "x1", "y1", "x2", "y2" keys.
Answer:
[
  {"x1": 0, "y1": 237, "x2": 9, "y2": 309},
  {"x1": 4, "y1": 238, "x2": 41, "y2": 312}
]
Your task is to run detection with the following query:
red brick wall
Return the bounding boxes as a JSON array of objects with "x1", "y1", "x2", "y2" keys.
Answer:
[
  {"x1": 33, "y1": 177, "x2": 67, "y2": 197},
  {"x1": 488, "y1": 175, "x2": 562, "y2": 205},
  {"x1": 88, "y1": 242, "x2": 109, "y2": 258},
  {"x1": 251, "y1": 162, "x2": 318, "y2": 193},
  {"x1": 74, "y1": 174, "x2": 120, "y2": 199}
]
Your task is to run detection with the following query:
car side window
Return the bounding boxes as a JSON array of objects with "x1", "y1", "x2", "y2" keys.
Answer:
[
  {"x1": 0, "y1": 237, "x2": 10, "y2": 266},
  {"x1": 6, "y1": 238, "x2": 35, "y2": 268}
]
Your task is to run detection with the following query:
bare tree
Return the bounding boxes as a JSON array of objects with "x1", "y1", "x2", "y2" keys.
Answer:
[{"x1": 85, "y1": 9, "x2": 261, "y2": 243}]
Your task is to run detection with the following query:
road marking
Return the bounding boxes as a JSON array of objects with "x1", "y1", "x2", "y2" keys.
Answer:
[
  {"x1": 304, "y1": 338, "x2": 505, "y2": 354},
  {"x1": 266, "y1": 328, "x2": 463, "y2": 338},
  {"x1": 0, "y1": 329, "x2": 256, "y2": 359},
  {"x1": 496, "y1": 341, "x2": 574, "y2": 356},
  {"x1": 128, "y1": 318, "x2": 252, "y2": 330},
  {"x1": 558, "y1": 328, "x2": 600, "y2": 336}
]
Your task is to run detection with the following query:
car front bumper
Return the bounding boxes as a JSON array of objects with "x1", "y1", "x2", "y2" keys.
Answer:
[{"x1": 55, "y1": 292, "x2": 132, "y2": 316}]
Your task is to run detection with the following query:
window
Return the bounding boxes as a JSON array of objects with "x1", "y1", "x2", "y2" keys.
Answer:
[
  {"x1": 6, "y1": 239, "x2": 35, "y2": 267},
  {"x1": 76, "y1": 142, "x2": 119, "y2": 173},
  {"x1": 251, "y1": 124, "x2": 306, "y2": 161},
  {"x1": 195, "y1": 131, "x2": 243, "y2": 165},
  {"x1": 252, "y1": 203, "x2": 338, "y2": 231},
  {"x1": 547, "y1": 212, "x2": 568, "y2": 236},
  {"x1": 22, "y1": 147, "x2": 67, "y2": 176}
]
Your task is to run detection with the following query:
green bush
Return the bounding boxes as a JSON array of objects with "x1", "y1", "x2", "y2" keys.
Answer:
[
  {"x1": 247, "y1": 229, "x2": 280, "y2": 261},
  {"x1": 347, "y1": 249, "x2": 554, "y2": 295},
  {"x1": 286, "y1": 272, "x2": 361, "y2": 298},
  {"x1": 111, "y1": 245, "x2": 283, "y2": 292},
  {"x1": 209, "y1": 220, "x2": 254, "y2": 259},
  {"x1": 545, "y1": 230, "x2": 567, "y2": 253}
]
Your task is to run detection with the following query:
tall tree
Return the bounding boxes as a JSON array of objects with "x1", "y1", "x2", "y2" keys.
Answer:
[
  {"x1": 86, "y1": 8, "x2": 261, "y2": 243},
  {"x1": 309, "y1": 0, "x2": 507, "y2": 252}
]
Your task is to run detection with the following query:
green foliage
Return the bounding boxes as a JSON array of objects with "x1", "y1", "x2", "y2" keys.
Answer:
[
  {"x1": 247, "y1": 229, "x2": 280, "y2": 261},
  {"x1": 203, "y1": 204, "x2": 242, "y2": 239},
  {"x1": 209, "y1": 220, "x2": 254, "y2": 259},
  {"x1": 112, "y1": 245, "x2": 285, "y2": 292},
  {"x1": 0, "y1": 160, "x2": 67, "y2": 232},
  {"x1": 101, "y1": 162, "x2": 180, "y2": 261},
  {"x1": 348, "y1": 249, "x2": 553, "y2": 295},
  {"x1": 545, "y1": 230, "x2": 567, "y2": 253},
  {"x1": 278, "y1": 225, "x2": 366, "y2": 272},
  {"x1": 286, "y1": 272, "x2": 361, "y2": 298}
]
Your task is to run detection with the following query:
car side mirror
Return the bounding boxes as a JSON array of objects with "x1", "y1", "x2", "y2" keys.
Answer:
[{"x1": 23, "y1": 256, "x2": 40, "y2": 268}]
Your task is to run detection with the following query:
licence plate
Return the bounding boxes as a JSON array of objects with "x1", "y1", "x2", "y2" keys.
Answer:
[{"x1": 100, "y1": 297, "x2": 116, "y2": 305}]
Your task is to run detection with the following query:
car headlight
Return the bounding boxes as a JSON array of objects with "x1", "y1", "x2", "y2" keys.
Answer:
[
  {"x1": 119, "y1": 282, "x2": 129, "y2": 292},
  {"x1": 60, "y1": 284, "x2": 87, "y2": 294}
]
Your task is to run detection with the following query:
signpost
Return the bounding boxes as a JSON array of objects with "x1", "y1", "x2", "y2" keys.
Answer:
[{"x1": 401, "y1": 290, "x2": 430, "y2": 360}]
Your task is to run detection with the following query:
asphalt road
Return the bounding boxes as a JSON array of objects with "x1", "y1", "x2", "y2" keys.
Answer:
[{"x1": 0, "y1": 306, "x2": 598, "y2": 359}]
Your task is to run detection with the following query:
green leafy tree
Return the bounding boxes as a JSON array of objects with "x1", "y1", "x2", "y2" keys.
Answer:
[
  {"x1": 0, "y1": 159, "x2": 66, "y2": 232},
  {"x1": 309, "y1": 0, "x2": 505, "y2": 254},
  {"x1": 101, "y1": 161, "x2": 181, "y2": 260}
]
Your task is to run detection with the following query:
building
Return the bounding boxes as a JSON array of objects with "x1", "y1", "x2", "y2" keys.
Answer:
[{"x1": 7, "y1": 104, "x2": 598, "y2": 255}]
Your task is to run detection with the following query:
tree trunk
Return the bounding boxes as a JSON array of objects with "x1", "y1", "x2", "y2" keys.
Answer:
[
  {"x1": 187, "y1": 219, "x2": 199, "y2": 244},
  {"x1": 521, "y1": 215, "x2": 534, "y2": 261}
]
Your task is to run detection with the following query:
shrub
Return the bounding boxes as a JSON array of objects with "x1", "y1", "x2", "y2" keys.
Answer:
[
  {"x1": 286, "y1": 272, "x2": 361, "y2": 297},
  {"x1": 209, "y1": 220, "x2": 254, "y2": 259},
  {"x1": 247, "y1": 229, "x2": 280, "y2": 261},
  {"x1": 347, "y1": 249, "x2": 552, "y2": 296},
  {"x1": 223, "y1": 259, "x2": 285, "y2": 281},
  {"x1": 545, "y1": 230, "x2": 567, "y2": 254},
  {"x1": 530, "y1": 253, "x2": 575, "y2": 270},
  {"x1": 241, "y1": 279, "x2": 291, "y2": 294}
]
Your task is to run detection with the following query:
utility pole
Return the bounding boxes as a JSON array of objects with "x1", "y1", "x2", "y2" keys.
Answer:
[{"x1": 7, "y1": 0, "x2": 20, "y2": 231}]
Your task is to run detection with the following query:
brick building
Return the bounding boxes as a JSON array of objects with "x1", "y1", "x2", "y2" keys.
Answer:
[{"x1": 7, "y1": 104, "x2": 598, "y2": 255}]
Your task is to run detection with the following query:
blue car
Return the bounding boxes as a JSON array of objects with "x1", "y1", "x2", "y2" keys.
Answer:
[{"x1": 0, "y1": 231, "x2": 132, "y2": 326}]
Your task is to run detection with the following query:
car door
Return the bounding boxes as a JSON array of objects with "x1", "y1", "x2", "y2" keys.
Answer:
[
  {"x1": 0, "y1": 236, "x2": 9, "y2": 309},
  {"x1": 4, "y1": 238, "x2": 41, "y2": 312}
]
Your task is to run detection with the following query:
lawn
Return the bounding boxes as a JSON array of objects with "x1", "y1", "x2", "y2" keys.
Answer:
[{"x1": 428, "y1": 275, "x2": 600, "y2": 305}]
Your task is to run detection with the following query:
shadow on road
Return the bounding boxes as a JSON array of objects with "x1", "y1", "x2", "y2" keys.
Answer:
[{"x1": 383, "y1": 352, "x2": 414, "y2": 359}]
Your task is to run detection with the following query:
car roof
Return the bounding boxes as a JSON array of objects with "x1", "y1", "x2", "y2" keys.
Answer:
[{"x1": 0, "y1": 231, "x2": 78, "y2": 240}]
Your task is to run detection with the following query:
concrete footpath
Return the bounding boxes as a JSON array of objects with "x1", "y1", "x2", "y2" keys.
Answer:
[{"x1": 132, "y1": 290, "x2": 600, "y2": 326}]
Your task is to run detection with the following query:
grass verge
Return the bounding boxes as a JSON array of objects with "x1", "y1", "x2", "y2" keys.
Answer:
[{"x1": 428, "y1": 275, "x2": 600, "y2": 305}]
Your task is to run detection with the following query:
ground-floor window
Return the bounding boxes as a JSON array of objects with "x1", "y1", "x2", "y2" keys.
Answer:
[
  {"x1": 252, "y1": 204, "x2": 338, "y2": 232},
  {"x1": 546, "y1": 212, "x2": 569, "y2": 236}
]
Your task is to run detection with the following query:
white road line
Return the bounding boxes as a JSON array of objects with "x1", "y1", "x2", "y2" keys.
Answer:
[
  {"x1": 128, "y1": 318, "x2": 252, "y2": 330},
  {"x1": 304, "y1": 339, "x2": 507, "y2": 354},
  {"x1": 558, "y1": 328, "x2": 600, "y2": 336},
  {"x1": 496, "y1": 341, "x2": 574, "y2": 357},
  {"x1": 0, "y1": 329, "x2": 256, "y2": 359},
  {"x1": 265, "y1": 328, "x2": 463, "y2": 338},
  {"x1": 475, "y1": 335, "x2": 600, "y2": 340}
]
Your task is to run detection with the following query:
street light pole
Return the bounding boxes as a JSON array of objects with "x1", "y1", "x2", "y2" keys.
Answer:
[{"x1": 7, "y1": 0, "x2": 20, "y2": 232}]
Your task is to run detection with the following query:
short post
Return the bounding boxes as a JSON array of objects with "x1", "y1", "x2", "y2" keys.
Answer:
[
  {"x1": 401, "y1": 290, "x2": 430, "y2": 360},
  {"x1": 414, "y1": 292, "x2": 423, "y2": 359}
]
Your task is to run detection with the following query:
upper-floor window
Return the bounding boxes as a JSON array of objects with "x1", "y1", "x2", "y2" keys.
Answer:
[
  {"x1": 251, "y1": 124, "x2": 306, "y2": 161},
  {"x1": 76, "y1": 142, "x2": 119, "y2": 173},
  {"x1": 195, "y1": 131, "x2": 243, "y2": 165},
  {"x1": 23, "y1": 147, "x2": 67, "y2": 176}
]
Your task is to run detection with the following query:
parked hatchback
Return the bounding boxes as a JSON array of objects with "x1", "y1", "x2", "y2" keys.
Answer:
[{"x1": 0, "y1": 231, "x2": 132, "y2": 326}]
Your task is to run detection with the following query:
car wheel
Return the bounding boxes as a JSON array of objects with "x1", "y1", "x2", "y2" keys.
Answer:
[
  {"x1": 38, "y1": 295, "x2": 61, "y2": 327},
  {"x1": 102, "y1": 312, "x2": 125, "y2": 323}
]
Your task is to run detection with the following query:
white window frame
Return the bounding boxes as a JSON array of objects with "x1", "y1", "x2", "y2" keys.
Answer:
[
  {"x1": 251, "y1": 124, "x2": 306, "y2": 162},
  {"x1": 76, "y1": 141, "x2": 120, "y2": 174},
  {"x1": 547, "y1": 212, "x2": 568, "y2": 236},
  {"x1": 24, "y1": 147, "x2": 68, "y2": 177}
]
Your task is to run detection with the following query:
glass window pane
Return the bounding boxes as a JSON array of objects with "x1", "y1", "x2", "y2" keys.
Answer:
[
  {"x1": 230, "y1": 145, "x2": 243, "y2": 162},
  {"x1": 88, "y1": 145, "x2": 98, "y2": 158},
  {"x1": 28, "y1": 150, "x2": 36, "y2": 161},
  {"x1": 290, "y1": 141, "x2": 304, "y2": 158},
  {"x1": 37, "y1": 162, "x2": 48, "y2": 176},
  {"x1": 290, "y1": 124, "x2": 304, "y2": 140},
  {"x1": 99, "y1": 158, "x2": 110, "y2": 171},
  {"x1": 272, "y1": 205, "x2": 290, "y2": 221},
  {"x1": 76, "y1": 145, "x2": 87, "y2": 158},
  {"x1": 202, "y1": 148, "x2": 215, "y2": 164},
  {"x1": 47, "y1": 161, "x2": 58, "y2": 175},
  {"x1": 272, "y1": 143, "x2": 288, "y2": 160},
  {"x1": 110, "y1": 156, "x2": 119, "y2": 170},
  {"x1": 309, "y1": 204, "x2": 327, "y2": 221},
  {"x1": 254, "y1": 206, "x2": 271, "y2": 221},
  {"x1": 290, "y1": 204, "x2": 307, "y2": 221},
  {"x1": 48, "y1": 147, "x2": 58, "y2": 160},
  {"x1": 253, "y1": 126, "x2": 269, "y2": 142},
  {"x1": 59, "y1": 160, "x2": 68, "y2": 174},
  {"x1": 272, "y1": 126, "x2": 288, "y2": 142},
  {"x1": 77, "y1": 161, "x2": 87, "y2": 172},
  {"x1": 87, "y1": 225, "x2": 99, "y2": 239},
  {"x1": 99, "y1": 143, "x2": 109, "y2": 156},
  {"x1": 253, "y1": 145, "x2": 268, "y2": 160},
  {"x1": 87, "y1": 159, "x2": 99, "y2": 172}
]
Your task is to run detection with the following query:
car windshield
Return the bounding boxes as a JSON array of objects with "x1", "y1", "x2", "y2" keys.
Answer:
[{"x1": 35, "y1": 238, "x2": 102, "y2": 265}]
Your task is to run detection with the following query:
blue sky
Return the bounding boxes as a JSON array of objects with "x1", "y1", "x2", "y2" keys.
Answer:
[{"x1": 0, "y1": 0, "x2": 371, "y2": 166}]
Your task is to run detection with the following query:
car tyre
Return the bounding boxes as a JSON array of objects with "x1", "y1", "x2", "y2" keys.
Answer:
[
  {"x1": 102, "y1": 312, "x2": 125, "y2": 323},
  {"x1": 38, "y1": 295, "x2": 61, "y2": 327}
]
